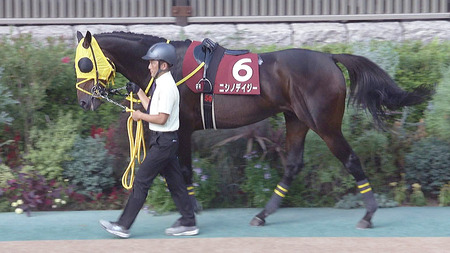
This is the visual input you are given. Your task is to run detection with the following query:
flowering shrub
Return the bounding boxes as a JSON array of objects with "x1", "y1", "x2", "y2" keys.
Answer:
[
  {"x1": 0, "y1": 161, "x2": 14, "y2": 188},
  {"x1": 63, "y1": 135, "x2": 115, "y2": 197},
  {"x1": 68, "y1": 187, "x2": 129, "y2": 210},
  {"x1": 410, "y1": 183, "x2": 427, "y2": 206},
  {"x1": 389, "y1": 173, "x2": 408, "y2": 205},
  {"x1": 191, "y1": 155, "x2": 219, "y2": 209},
  {"x1": 25, "y1": 111, "x2": 80, "y2": 181},
  {"x1": 4, "y1": 168, "x2": 73, "y2": 216},
  {"x1": 145, "y1": 155, "x2": 219, "y2": 213},
  {"x1": 334, "y1": 193, "x2": 398, "y2": 209},
  {"x1": 405, "y1": 137, "x2": 450, "y2": 196},
  {"x1": 0, "y1": 69, "x2": 19, "y2": 126},
  {"x1": 439, "y1": 183, "x2": 450, "y2": 207},
  {"x1": 145, "y1": 176, "x2": 176, "y2": 214},
  {"x1": 1, "y1": 127, "x2": 21, "y2": 168},
  {"x1": 242, "y1": 152, "x2": 280, "y2": 207}
]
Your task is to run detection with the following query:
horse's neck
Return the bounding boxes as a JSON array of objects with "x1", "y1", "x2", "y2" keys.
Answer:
[
  {"x1": 96, "y1": 35, "x2": 156, "y2": 85},
  {"x1": 96, "y1": 34, "x2": 190, "y2": 87}
]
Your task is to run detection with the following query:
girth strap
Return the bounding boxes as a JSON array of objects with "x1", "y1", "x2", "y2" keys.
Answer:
[{"x1": 200, "y1": 93, "x2": 216, "y2": 130}]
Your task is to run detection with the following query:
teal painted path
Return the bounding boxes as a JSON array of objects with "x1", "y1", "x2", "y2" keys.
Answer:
[{"x1": 0, "y1": 207, "x2": 449, "y2": 241}]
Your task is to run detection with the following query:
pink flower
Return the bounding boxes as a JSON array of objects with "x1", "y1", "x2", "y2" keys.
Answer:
[{"x1": 61, "y1": 56, "x2": 71, "y2": 63}]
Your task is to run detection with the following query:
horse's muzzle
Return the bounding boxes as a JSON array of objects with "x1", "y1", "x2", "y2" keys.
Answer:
[
  {"x1": 79, "y1": 99, "x2": 90, "y2": 111},
  {"x1": 79, "y1": 96, "x2": 98, "y2": 111}
]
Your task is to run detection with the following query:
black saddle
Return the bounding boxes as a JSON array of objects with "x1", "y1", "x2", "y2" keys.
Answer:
[
  {"x1": 193, "y1": 38, "x2": 250, "y2": 67},
  {"x1": 192, "y1": 38, "x2": 249, "y2": 94},
  {"x1": 225, "y1": 49, "x2": 250, "y2": 56}
]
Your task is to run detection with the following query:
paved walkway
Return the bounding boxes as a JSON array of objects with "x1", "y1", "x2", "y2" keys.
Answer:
[{"x1": 0, "y1": 207, "x2": 449, "y2": 252}]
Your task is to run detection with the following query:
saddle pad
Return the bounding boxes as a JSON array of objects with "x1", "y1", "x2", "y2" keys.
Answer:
[{"x1": 182, "y1": 41, "x2": 260, "y2": 95}]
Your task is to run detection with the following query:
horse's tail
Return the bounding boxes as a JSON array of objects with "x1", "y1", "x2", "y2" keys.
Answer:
[{"x1": 332, "y1": 53, "x2": 433, "y2": 127}]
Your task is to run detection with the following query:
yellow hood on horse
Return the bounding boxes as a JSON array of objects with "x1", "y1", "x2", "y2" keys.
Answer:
[{"x1": 75, "y1": 36, "x2": 115, "y2": 87}]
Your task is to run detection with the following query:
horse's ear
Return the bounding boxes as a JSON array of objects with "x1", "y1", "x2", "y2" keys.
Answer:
[
  {"x1": 76, "y1": 31, "x2": 84, "y2": 42},
  {"x1": 82, "y1": 31, "x2": 92, "y2": 49}
]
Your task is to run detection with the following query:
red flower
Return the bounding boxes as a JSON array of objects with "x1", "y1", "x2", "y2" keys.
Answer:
[
  {"x1": 95, "y1": 192, "x2": 103, "y2": 200},
  {"x1": 90, "y1": 126, "x2": 104, "y2": 138},
  {"x1": 61, "y1": 56, "x2": 71, "y2": 63}
]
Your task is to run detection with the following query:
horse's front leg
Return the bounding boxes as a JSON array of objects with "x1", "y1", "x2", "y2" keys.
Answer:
[{"x1": 250, "y1": 115, "x2": 309, "y2": 226}]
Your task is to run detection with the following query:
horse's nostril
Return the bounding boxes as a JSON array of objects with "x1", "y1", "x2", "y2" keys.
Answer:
[{"x1": 79, "y1": 100, "x2": 88, "y2": 109}]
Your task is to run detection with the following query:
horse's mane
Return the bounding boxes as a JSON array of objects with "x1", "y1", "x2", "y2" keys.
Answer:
[{"x1": 96, "y1": 31, "x2": 191, "y2": 46}]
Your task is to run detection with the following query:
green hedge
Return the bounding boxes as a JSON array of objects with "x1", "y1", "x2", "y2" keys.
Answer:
[{"x1": 405, "y1": 137, "x2": 450, "y2": 196}]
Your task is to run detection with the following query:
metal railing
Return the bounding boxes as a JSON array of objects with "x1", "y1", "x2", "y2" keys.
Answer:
[
  {"x1": 0, "y1": 0, "x2": 172, "y2": 18},
  {"x1": 192, "y1": 0, "x2": 450, "y2": 16},
  {"x1": 0, "y1": 0, "x2": 448, "y2": 25}
]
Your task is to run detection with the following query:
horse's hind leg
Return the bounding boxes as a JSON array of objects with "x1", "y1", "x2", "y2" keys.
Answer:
[
  {"x1": 319, "y1": 129, "x2": 378, "y2": 229},
  {"x1": 177, "y1": 126, "x2": 203, "y2": 213},
  {"x1": 250, "y1": 113, "x2": 309, "y2": 226}
]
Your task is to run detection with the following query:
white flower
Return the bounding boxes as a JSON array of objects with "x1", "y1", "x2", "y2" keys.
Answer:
[
  {"x1": 17, "y1": 199, "x2": 24, "y2": 205},
  {"x1": 55, "y1": 199, "x2": 61, "y2": 203},
  {"x1": 11, "y1": 202, "x2": 18, "y2": 207},
  {"x1": 61, "y1": 200, "x2": 66, "y2": 205},
  {"x1": 52, "y1": 205, "x2": 57, "y2": 209},
  {"x1": 15, "y1": 208, "x2": 23, "y2": 214},
  {"x1": 193, "y1": 167, "x2": 203, "y2": 175},
  {"x1": 412, "y1": 183, "x2": 421, "y2": 189}
]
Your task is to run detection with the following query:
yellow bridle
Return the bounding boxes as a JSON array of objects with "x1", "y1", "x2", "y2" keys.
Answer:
[{"x1": 75, "y1": 36, "x2": 116, "y2": 97}]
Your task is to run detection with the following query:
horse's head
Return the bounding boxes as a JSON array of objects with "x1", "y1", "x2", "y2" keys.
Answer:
[{"x1": 75, "y1": 31, "x2": 116, "y2": 111}]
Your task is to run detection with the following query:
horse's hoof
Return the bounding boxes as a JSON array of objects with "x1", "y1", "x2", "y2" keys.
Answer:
[
  {"x1": 356, "y1": 219, "x2": 373, "y2": 229},
  {"x1": 250, "y1": 216, "x2": 265, "y2": 226}
]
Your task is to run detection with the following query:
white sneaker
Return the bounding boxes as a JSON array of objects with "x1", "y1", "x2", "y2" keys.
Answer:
[
  {"x1": 165, "y1": 225, "x2": 199, "y2": 236},
  {"x1": 99, "y1": 220, "x2": 130, "y2": 238}
]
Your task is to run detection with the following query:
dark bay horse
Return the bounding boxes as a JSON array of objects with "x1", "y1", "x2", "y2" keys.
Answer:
[{"x1": 75, "y1": 31, "x2": 431, "y2": 229}]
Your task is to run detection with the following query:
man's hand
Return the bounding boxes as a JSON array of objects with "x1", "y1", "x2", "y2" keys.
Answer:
[
  {"x1": 131, "y1": 110, "x2": 144, "y2": 121},
  {"x1": 126, "y1": 82, "x2": 141, "y2": 94},
  {"x1": 131, "y1": 111, "x2": 169, "y2": 125}
]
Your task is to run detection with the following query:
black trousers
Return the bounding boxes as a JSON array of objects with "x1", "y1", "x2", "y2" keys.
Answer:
[{"x1": 117, "y1": 131, "x2": 195, "y2": 229}]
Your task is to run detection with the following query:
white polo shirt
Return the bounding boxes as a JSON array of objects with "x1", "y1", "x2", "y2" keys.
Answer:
[{"x1": 148, "y1": 71, "x2": 180, "y2": 132}]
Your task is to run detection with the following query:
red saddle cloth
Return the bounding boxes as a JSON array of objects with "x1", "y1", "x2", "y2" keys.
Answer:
[{"x1": 182, "y1": 41, "x2": 260, "y2": 95}]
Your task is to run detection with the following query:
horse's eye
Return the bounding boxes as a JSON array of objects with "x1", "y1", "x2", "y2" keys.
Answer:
[{"x1": 78, "y1": 57, "x2": 94, "y2": 73}]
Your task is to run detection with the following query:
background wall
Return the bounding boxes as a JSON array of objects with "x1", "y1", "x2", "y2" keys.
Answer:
[{"x1": 1, "y1": 20, "x2": 449, "y2": 49}]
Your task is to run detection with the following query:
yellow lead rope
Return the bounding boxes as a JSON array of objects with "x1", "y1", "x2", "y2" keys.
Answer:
[
  {"x1": 122, "y1": 91, "x2": 147, "y2": 190},
  {"x1": 121, "y1": 75, "x2": 155, "y2": 190}
]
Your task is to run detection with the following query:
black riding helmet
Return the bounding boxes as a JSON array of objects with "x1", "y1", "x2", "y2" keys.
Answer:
[{"x1": 142, "y1": 42, "x2": 177, "y2": 67}]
